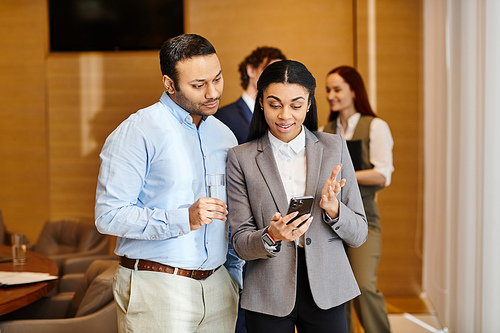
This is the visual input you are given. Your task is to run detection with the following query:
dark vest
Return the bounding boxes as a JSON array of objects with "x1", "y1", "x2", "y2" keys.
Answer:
[{"x1": 324, "y1": 115, "x2": 383, "y2": 225}]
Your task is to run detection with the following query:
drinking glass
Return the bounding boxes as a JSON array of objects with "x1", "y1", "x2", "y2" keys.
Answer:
[
  {"x1": 207, "y1": 174, "x2": 226, "y2": 202},
  {"x1": 11, "y1": 233, "x2": 27, "y2": 265}
]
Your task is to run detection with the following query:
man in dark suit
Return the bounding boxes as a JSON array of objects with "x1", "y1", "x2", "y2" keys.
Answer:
[{"x1": 215, "y1": 46, "x2": 286, "y2": 144}]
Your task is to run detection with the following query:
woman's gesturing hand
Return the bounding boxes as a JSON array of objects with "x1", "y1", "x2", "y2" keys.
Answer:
[{"x1": 319, "y1": 164, "x2": 346, "y2": 219}]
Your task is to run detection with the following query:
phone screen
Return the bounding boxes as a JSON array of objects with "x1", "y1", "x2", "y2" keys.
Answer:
[{"x1": 286, "y1": 196, "x2": 314, "y2": 227}]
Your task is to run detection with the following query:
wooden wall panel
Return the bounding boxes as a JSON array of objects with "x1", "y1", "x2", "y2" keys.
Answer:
[
  {"x1": 47, "y1": 53, "x2": 164, "y2": 220},
  {"x1": 357, "y1": 0, "x2": 423, "y2": 295},
  {"x1": 0, "y1": 1, "x2": 49, "y2": 243}
]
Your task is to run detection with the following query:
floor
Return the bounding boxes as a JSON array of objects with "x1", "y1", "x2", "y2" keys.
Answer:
[
  {"x1": 353, "y1": 295, "x2": 449, "y2": 333},
  {"x1": 388, "y1": 313, "x2": 447, "y2": 333}
]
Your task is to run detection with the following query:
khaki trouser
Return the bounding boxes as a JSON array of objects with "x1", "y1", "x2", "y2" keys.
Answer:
[{"x1": 113, "y1": 264, "x2": 239, "y2": 333}]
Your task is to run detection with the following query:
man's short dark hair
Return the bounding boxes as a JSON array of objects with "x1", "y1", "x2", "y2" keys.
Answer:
[
  {"x1": 160, "y1": 34, "x2": 216, "y2": 90},
  {"x1": 238, "y1": 46, "x2": 286, "y2": 90}
]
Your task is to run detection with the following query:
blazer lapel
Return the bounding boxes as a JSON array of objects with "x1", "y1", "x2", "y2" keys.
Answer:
[
  {"x1": 255, "y1": 135, "x2": 289, "y2": 215},
  {"x1": 305, "y1": 129, "x2": 323, "y2": 198}
]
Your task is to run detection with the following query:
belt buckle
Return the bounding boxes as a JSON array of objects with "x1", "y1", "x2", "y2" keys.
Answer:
[{"x1": 190, "y1": 270, "x2": 196, "y2": 278}]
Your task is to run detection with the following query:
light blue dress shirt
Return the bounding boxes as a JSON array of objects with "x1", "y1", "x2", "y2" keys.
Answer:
[{"x1": 95, "y1": 92, "x2": 244, "y2": 287}]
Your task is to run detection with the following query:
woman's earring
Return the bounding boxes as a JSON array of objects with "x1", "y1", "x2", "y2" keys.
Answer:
[{"x1": 307, "y1": 109, "x2": 310, "y2": 113}]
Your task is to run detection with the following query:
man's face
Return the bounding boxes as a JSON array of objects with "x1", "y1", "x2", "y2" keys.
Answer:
[{"x1": 164, "y1": 54, "x2": 223, "y2": 119}]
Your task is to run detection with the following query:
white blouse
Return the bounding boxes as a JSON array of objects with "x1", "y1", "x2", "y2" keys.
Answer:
[
  {"x1": 268, "y1": 127, "x2": 307, "y2": 247},
  {"x1": 268, "y1": 127, "x2": 307, "y2": 202}
]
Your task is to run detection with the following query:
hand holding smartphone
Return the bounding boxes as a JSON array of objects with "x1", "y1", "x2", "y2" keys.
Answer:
[{"x1": 286, "y1": 196, "x2": 314, "y2": 227}]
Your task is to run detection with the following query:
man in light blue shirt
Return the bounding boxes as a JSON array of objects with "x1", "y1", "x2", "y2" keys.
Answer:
[{"x1": 95, "y1": 34, "x2": 244, "y2": 333}]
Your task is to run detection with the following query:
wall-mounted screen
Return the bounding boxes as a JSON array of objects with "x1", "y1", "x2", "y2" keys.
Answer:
[{"x1": 49, "y1": 0, "x2": 184, "y2": 52}]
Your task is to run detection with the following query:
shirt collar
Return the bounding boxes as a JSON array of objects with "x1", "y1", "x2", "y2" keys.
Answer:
[
  {"x1": 241, "y1": 91, "x2": 255, "y2": 113},
  {"x1": 268, "y1": 126, "x2": 306, "y2": 154},
  {"x1": 336, "y1": 111, "x2": 361, "y2": 129},
  {"x1": 160, "y1": 91, "x2": 208, "y2": 126}
]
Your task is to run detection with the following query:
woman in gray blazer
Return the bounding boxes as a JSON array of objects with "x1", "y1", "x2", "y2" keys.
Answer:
[{"x1": 226, "y1": 60, "x2": 368, "y2": 333}]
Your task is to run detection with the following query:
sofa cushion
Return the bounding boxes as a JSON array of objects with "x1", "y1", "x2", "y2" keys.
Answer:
[{"x1": 66, "y1": 260, "x2": 118, "y2": 318}]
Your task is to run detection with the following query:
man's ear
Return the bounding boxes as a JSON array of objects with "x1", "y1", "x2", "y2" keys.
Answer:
[
  {"x1": 162, "y1": 75, "x2": 175, "y2": 94},
  {"x1": 246, "y1": 64, "x2": 257, "y2": 79}
]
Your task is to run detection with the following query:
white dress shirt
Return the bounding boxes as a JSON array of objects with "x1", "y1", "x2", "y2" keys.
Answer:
[
  {"x1": 268, "y1": 127, "x2": 306, "y2": 202},
  {"x1": 268, "y1": 127, "x2": 307, "y2": 247},
  {"x1": 241, "y1": 91, "x2": 255, "y2": 114}
]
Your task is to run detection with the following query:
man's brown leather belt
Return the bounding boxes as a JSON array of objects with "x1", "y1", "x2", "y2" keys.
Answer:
[{"x1": 119, "y1": 256, "x2": 217, "y2": 280}]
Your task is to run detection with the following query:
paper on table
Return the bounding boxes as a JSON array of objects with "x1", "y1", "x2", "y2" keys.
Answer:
[{"x1": 0, "y1": 271, "x2": 58, "y2": 286}]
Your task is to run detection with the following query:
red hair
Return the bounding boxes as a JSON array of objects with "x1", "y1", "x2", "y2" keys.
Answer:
[{"x1": 327, "y1": 66, "x2": 376, "y2": 122}]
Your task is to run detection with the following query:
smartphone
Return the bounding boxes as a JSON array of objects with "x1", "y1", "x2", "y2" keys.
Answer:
[{"x1": 286, "y1": 196, "x2": 314, "y2": 227}]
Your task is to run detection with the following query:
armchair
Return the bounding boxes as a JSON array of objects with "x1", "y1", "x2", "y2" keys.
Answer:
[
  {"x1": 57, "y1": 255, "x2": 118, "y2": 294},
  {"x1": 33, "y1": 218, "x2": 110, "y2": 273}
]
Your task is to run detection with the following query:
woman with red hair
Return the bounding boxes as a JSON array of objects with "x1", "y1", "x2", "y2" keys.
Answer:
[{"x1": 322, "y1": 65, "x2": 394, "y2": 333}]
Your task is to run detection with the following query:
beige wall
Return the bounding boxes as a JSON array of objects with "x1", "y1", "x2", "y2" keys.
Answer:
[{"x1": 0, "y1": 0, "x2": 422, "y2": 297}]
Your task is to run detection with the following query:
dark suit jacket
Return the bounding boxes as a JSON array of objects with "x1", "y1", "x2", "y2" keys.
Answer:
[
  {"x1": 215, "y1": 97, "x2": 252, "y2": 144},
  {"x1": 227, "y1": 129, "x2": 368, "y2": 317}
]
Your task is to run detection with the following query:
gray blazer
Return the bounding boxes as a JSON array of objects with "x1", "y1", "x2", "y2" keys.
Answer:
[{"x1": 227, "y1": 128, "x2": 368, "y2": 317}]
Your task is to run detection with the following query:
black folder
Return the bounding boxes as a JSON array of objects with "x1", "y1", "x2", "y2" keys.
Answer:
[{"x1": 346, "y1": 140, "x2": 363, "y2": 171}]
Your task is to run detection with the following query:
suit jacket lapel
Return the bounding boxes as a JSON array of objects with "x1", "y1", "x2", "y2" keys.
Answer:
[
  {"x1": 305, "y1": 129, "x2": 323, "y2": 198},
  {"x1": 255, "y1": 135, "x2": 289, "y2": 215}
]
